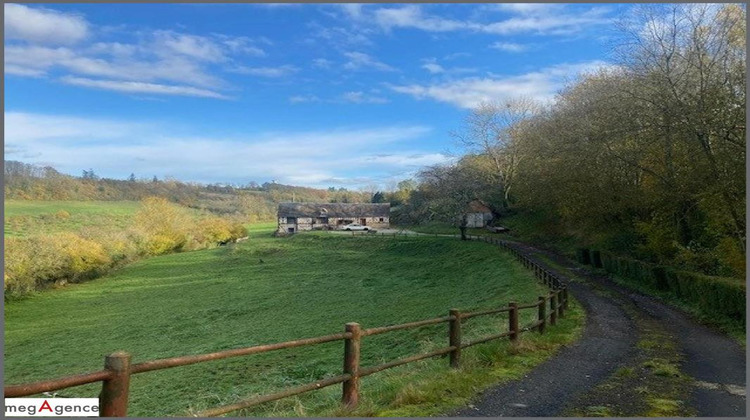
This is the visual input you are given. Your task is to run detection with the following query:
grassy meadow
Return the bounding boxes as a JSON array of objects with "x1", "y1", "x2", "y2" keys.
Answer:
[
  {"x1": 4, "y1": 223, "x2": 580, "y2": 416},
  {"x1": 4, "y1": 200, "x2": 142, "y2": 237}
]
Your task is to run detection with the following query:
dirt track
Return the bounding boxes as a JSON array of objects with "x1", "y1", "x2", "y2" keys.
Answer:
[{"x1": 451, "y1": 239, "x2": 746, "y2": 417}]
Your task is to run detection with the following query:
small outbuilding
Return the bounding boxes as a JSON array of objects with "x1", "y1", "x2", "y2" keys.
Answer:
[
  {"x1": 277, "y1": 202, "x2": 390, "y2": 234},
  {"x1": 465, "y1": 199, "x2": 493, "y2": 228}
]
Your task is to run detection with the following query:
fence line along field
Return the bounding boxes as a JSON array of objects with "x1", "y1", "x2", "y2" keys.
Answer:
[{"x1": 4, "y1": 223, "x2": 581, "y2": 416}]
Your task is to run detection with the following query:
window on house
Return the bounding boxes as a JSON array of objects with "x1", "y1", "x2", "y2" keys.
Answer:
[
  {"x1": 287, "y1": 217, "x2": 297, "y2": 224},
  {"x1": 379, "y1": 218, "x2": 384, "y2": 222}
]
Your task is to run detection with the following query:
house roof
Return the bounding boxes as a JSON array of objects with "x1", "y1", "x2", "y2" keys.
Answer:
[
  {"x1": 278, "y1": 202, "x2": 390, "y2": 218},
  {"x1": 466, "y1": 199, "x2": 492, "y2": 213}
]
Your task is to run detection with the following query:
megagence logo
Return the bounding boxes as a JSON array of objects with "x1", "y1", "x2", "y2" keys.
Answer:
[{"x1": 5, "y1": 398, "x2": 99, "y2": 417}]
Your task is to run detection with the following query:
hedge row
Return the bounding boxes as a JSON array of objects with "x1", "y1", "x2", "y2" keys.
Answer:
[
  {"x1": 5, "y1": 198, "x2": 248, "y2": 300},
  {"x1": 576, "y1": 248, "x2": 745, "y2": 321}
]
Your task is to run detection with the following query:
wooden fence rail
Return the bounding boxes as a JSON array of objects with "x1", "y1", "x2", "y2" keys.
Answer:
[{"x1": 4, "y1": 234, "x2": 568, "y2": 417}]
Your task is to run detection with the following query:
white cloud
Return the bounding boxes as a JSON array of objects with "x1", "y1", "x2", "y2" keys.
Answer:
[
  {"x1": 340, "y1": 91, "x2": 389, "y2": 104},
  {"x1": 5, "y1": 111, "x2": 436, "y2": 188},
  {"x1": 481, "y1": 9, "x2": 611, "y2": 35},
  {"x1": 354, "y1": 4, "x2": 612, "y2": 36},
  {"x1": 490, "y1": 42, "x2": 527, "y2": 52},
  {"x1": 152, "y1": 31, "x2": 228, "y2": 62},
  {"x1": 420, "y1": 57, "x2": 476, "y2": 76},
  {"x1": 343, "y1": 51, "x2": 396, "y2": 72},
  {"x1": 4, "y1": 65, "x2": 47, "y2": 77},
  {"x1": 229, "y1": 65, "x2": 298, "y2": 78},
  {"x1": 422, "y1": 62, "x2": 445, "y2": 74},
  {"x1": 5, "y1": 44, "x2": 225, "y2": 89},
  {"x1": 60, "y1": 76, "x2": 230, "y2": 99},
  {"x1": 389, "y1": 60, "x2": 610, "y2": 108},
  {"x1": 4, "y1": 4, "x2": 89, "y2": 45},
  {"x1": 5, "y1": 111, "x2": 145, "y2": 143},
  {"x1": 337, "y1": 4, "x2": 366, "y2": 20},
  {"x1": 5, "y1": 6, "x2": 272, "y2": 98},
  {"x1": 374, "y1": 5, "x2": 470, "y2": 32},
  {"x1": 289, "y1": 94, "x2": 320, "y2": 104},
  {"x1": 492, "y1": 4, "x2": 562, "y2": 15},
  {"x1": 312, "y1": 58, "x2": 333, "y2": 69},
  {"x1": 308, "y1": 22, "x2": 373, "y2": 48},
  {"x1": 215, "y1": 35, "x2": 268, "y2": 56}
]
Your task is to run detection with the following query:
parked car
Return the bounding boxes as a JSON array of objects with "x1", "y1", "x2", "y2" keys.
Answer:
[{"x1": 342, "y1": 223, "x2": 370, "y2": 231}]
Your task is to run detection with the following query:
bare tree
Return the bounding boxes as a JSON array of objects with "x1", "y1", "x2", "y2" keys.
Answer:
[{"x1": 451, "y1": 97, "x2": 542, "y2": 209}]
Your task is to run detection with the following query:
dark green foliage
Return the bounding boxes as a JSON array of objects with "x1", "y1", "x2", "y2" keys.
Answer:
[
  {"x1": 598, "y1": 251, "x2": 745, "y2": 322},
  {"x1": 576, "y1": 248, "x2": 591, "y2": 265},
  {"x1": 591, "y1": 250, "x2": 603, "y2": 268}
]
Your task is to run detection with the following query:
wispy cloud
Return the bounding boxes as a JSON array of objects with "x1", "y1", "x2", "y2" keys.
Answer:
[
  {"x1": 307, "y1": 22, "x2": 373, "y2": 49},
  {"x1": 374, "y1": 5, "x2": 469, "y2": 32},
  {"x1": 312, "y1": 58, "x2": 334, "y2": 69},
  {"x1": 420, "y1": 57, "x2": 476, "y2": 75},
  {"x1": 288, "y1": 91, "x2": 389, "y2": 105},
  {"x1": 338, "y1": 4, "x2": 612, "y2": 37},
  {"x1": 228, "y1": 65, "x2": 299, "y2": 77},
  {"x1": 60, "y1": 76, "x2": 232, "y2": 99},
  {"x1": 5, "y1": 111, "x2": 440, "y2": 188},
  {"x1": 289, "y1": 94, "x2": 320, "y2": 104},
  {"x1": 421, "y1": 58, "x2": 445, "y2": 74},
  {"x1": 489, "y1": 42, "x2": 527, "y2": 52},
  {"x1": 4, "y1": 5, "x2": 278, "y2": 99},
  {"x1": 4, "y1": 4, "x2": 89, "y2": 45},
  {"x1": 389, "y1": 60, "x2": 610, "y2": 108},
  {"x1": 343, "y1": 51, "x2": 397, "y2": 72},
  {"x1": 339, "y1": 91, "x2": 389, "y2": 104}
]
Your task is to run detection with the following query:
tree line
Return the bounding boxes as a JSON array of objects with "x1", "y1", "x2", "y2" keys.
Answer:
[
  {"x1": 5, "y1": 161, "x2": 373, "y2": 221},
  {"x1": 394, "y1": 4, "x2": 745, "y2": 278}
]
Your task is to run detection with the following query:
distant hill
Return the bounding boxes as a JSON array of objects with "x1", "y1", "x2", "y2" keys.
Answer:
[{"x1": 4, "y1": 161, "x2": 371, "y2": 219}]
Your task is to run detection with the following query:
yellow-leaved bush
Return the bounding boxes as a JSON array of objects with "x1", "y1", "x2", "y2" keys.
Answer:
[{"x1": 4, "y1": 197, "x2": 248, "y2": 299}]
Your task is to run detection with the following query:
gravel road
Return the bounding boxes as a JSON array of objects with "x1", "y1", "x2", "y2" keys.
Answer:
[{"x1": 451, "y1": 239, "x2": 745, "y2": 417}]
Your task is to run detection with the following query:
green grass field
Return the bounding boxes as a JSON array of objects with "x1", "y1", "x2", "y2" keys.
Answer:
[
  {"x1": 402, "y1": 222, "x2": 495, "y2": 237},
  {"x1": 4, "y1": 200, "x2": 142, "y2": 237},
  {"x1": 4, "y1": 223, "x2": 580, "y2": 416}
]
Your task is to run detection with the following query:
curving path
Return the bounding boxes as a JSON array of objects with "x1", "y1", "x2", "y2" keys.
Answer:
[{"x1": 451, "y1": 239, "x2": 745, "y2": 417}]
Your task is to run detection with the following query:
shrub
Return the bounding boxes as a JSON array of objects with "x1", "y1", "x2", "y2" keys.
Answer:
[
  {"x1": 5, "y1": 198, "x2": 249, "y2": 299},
  {"x1": 55, "y1": 210, "x2": 71, "y2": 220},
  {"x1": 596, "y1": 250, "x2": 745, "y2": 322},
  {"x1": 4, "y1": 233, "x2": 111, "y2": 299},
  {"x1": 133, "y1": 197, "x2": 190, "y2": 255},
  {"x1": 196, "y1": 217, "x2": 234, "y2": 246}
]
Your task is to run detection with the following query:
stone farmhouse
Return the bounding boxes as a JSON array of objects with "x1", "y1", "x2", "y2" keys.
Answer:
[{"x1": 277, "y1": 203, "x2": 390, "y2": 234}]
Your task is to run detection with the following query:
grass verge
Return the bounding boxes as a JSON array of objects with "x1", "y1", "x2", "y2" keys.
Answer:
[{"x1": 234, "y1": 298, "x2": 583, "y2": 417}]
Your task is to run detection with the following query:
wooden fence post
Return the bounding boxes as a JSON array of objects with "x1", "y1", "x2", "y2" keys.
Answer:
[
  {"x1": 538, "y1": 296, "x2": 546, "y2": 334},
  {"x1": 550, "y1": 294, "x2": 558, "y2": 326},
  {"x1": 509, "y1": 302, "x2": 519, "y2": 342},
  {"x1": 100, "y1": 351, "x2": 131, "y2": 417},
  {"x1": 342, "y1": 323, "x2": 361, "y2": 408},
  {"x1": 557, "y1": 290, "x2": 565, "y2": 318},
  {"x1": 449, "y1": 309, "x2": 461, "y2": 368}
]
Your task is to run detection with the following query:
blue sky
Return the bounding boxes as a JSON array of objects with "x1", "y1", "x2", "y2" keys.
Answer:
[{"x1": 5, "y1": 3, "x2": 628, "y2": 189}]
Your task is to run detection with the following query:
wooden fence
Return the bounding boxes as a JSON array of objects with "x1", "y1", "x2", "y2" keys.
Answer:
[{"x1": 4, "y1": 235, "x2": 568, "y2": 417}]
